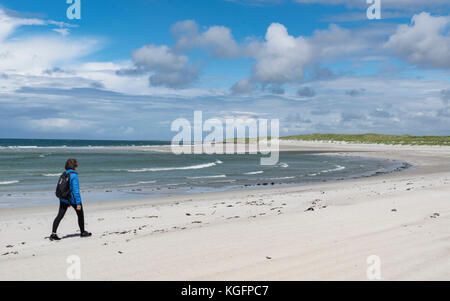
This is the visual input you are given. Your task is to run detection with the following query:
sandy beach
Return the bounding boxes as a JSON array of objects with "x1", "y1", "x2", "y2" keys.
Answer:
[{"x1": 1, "y1": 141, "x2": 449, "y2": 281}]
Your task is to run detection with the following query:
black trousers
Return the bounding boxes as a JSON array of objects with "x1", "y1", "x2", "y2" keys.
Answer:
[{"x1": 52, "y1": 202, "x2": 85, "y2": 233}]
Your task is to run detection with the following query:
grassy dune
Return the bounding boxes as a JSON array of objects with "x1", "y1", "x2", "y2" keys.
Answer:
[{"x1": 281, "y1": 133, "x2": 450, "y2": 146}]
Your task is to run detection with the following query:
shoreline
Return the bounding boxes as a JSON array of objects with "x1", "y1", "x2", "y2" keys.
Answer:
[
  {"x1": 0, "y1": 155, "x2": 410, "y2": 210},
  {"x1": 1, "y1": 141, "x2": 449, "y2": 280},
  {"x1": 0, "y1": 142, "x2": 412, "y2": 209}
]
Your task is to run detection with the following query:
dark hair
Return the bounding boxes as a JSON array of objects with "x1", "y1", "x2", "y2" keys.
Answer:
[{"x1": 65, "y1": 158, "x2": 78, "y2": 170}]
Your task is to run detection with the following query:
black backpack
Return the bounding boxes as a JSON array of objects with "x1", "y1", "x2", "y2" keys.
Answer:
[{"x1": 55, "y1": 172, "x2": 73, "y2": 199}]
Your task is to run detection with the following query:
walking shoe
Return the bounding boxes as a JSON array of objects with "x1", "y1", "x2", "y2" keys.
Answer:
[
  {"x1": 80, "y1": 231, "x2": 92, "y2": 238},
  {"x1": 49, "y1": 234, "x2": 61, "y2": 241}
]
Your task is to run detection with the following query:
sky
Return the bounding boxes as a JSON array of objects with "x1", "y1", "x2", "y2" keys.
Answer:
[{"x1": 0, "y1": 0, "x2": 450, "y2": 140}]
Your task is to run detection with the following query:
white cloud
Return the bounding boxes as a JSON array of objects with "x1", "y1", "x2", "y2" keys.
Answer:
[
  {"x1": 53, "y1": 28, "x2": 70, "y2": 36},
  {"x1": 0, "y1": 36, "x2": 98, "y2": 73},
  {"x1": 228, "y1": 21, "x2": 377, "y2": 92},
  {"x1": 0, "y1": 9, "x2": 44, "y2": 41},
  {"x1": 231, "y1": 78, "x2": 255, "y2": 94},
  {"x1": 385, "y1": 13, "x2": 450, "y2": 69},
  {"x1": 132, "y1": 45, "x2": 188, "y2": 72},
  {"x1": 172, "y1": 20, "x2": 240, "y2": 58},
  {"x1": 131, "y1": 44, "x2": 199, "y2": 88},
  {"x1": 310, "y1": 24, "x2": 369, "y2": 59},
  {"x1": 228, "y1": 21, "x2": 394, "y2": 93},
  {"x1": 250, "y1": 23, "x2": 312, "y2": 84},
  {"x1": 0, "y1": 9, "x2": 99, "y2": 74},
  {"x1": 27, "y1": 118, "x2": 94, "y2": 132}
]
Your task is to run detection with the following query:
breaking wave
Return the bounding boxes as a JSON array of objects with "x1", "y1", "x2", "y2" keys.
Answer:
[
  {"x1": 308, "y1": 165, "x2": 346, "y2": 176},
  {"x1": 244, "y1": 171, "x2": 264, "y2": 175},
  {"x1": 123, "y1": 161, "x2": 223, "y2": 173},
  {"x1": 120, "y1": 181, "x2": 157, "y2": 187},
  {"x1": 0, "y1": 180, "x2": 19, "y2": 185},
  {"x1": 187, "y1": 175, "x2": 227, "y2": 179},
  {"x1": 321, "y1": 165, "x2": 346, "y2": 173}
]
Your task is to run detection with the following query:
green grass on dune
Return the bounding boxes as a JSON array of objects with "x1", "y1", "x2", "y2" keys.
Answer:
[{"x1": 281, "y1": 133, "x2": 450, "y2": 146}]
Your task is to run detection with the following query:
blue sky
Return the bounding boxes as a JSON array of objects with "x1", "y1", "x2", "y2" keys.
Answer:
[{"x1": 0, "y1": 0, "x2": 450, "y2": 139}]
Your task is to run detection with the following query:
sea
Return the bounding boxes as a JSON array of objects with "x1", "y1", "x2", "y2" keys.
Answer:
[{"x1": 0, "y1": 139, "x2": 409, "y2": 208}]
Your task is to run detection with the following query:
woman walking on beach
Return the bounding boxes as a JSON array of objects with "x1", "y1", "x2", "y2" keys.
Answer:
[{"x1": 50, "y1": 158, "x2": 91, "y2": 241}]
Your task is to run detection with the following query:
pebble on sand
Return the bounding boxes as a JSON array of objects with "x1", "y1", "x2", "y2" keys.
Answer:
[{"x1": 430, "y1": 213, "x2": 440, "y2": 218}]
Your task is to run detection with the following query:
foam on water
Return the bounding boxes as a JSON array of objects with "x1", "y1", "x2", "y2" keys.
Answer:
[
  {"x1": 244, "y1": 171, "x2": 264, "y2": 175},
  {"x1": 124, "y1": 161, "x2": 221, "y2": 173},
  {"x1": 321, "y1": 165, "x2": 346, "y2": 173},
  {"x1": 187, "y1": 175, "x2": 227, "y2": 179},
  {"x1": 0, "y1": 180, "x2": 19, "y2": 185},
  {"x1": 120, "y1": 181, "x2": 157, "y2": 187}
]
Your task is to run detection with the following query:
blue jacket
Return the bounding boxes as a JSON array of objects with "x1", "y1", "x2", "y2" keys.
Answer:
[{"x1": 60, "y1": 169, "x2": 82, "y2": 205}]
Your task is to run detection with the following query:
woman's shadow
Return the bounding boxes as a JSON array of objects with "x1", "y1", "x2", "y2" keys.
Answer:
[{"x1": 61, "y1": 233, "x2": 81, "y2": 239}]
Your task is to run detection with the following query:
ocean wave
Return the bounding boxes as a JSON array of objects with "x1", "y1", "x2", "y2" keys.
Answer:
[
  {"x1": 0, "y1": 146, "x2": 66, "y2": 150},
  {"x1": 5, "y1": 146, "x2": 39, "y2": 149},
  {"x1": 123, "y1": 161, "x2": 221, "y2": 173},
  {"x1": 321, "y1": 165, "x2": 346, "y2": 173},
  {"x1": 269, "y1": 176, "x2": 295, "y2": 180},
  {"x1": 208, "y1": 179, "x2": 236, "y2": 183},
  {"x1": 120, "y1": 181, "x2": 157, "y2": 187},
  {"x1": 161, "y1": 182, "x2": 188, "y2": 187},
  {"x1": 187, "y1": 175, "x2": 226, "y2": 179},
  {"x1": 308, "y1": 165, "x2": 346, "y2": 177},
  {"x1": 244, "y1": 171, "x2": 264, "y2": 175},
  {"x1": 38, "y1": 153, "x2": 53, "y2": 158},
  {"x1": 279, "y1": 163, "x2": 289, "y2": 168},
  {"x1": 41, "y1": 173, "x2": 61, "y2": 177},
  {"x1": 0, "y1": 180, "x2": 19, "y2": 185}
]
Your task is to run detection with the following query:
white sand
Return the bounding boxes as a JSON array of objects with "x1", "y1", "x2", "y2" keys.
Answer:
[{"x1": 0, "y1": 141, "x2": 449, "y2": 280}]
